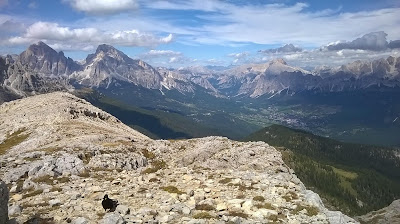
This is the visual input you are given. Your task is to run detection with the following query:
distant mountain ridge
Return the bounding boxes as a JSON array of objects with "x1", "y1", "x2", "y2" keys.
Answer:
[
  {"x1": 0, "y1": 42, "x2": 215, "y2": 98},
  {"x1": 1, "y1": 41, "x2": 399, "y2": 100}
]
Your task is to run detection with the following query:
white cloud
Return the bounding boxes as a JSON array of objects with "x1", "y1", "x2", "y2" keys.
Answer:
[
  {"x1": 256, "y1": 48, "x2": 400, "y2": 69},
  {"x1": 65, "y1": 0, "x2": 138, "y2": 15},
  {"x1": 324, "y1": 31, "x2": 389, "y2": 51},
  {"x1": 228, "y1": 52, "x2": 249, "y2": 58},
  {"x1": 145, "y1": 50, "x2": 182, "y2": 57},
  {"x1": 6, "y1": 22, "x2": 173, "y2": 49},
  {"x1": 0, "y1": 20, "x2": 26, "y2": 37},
  {"x1": 259, "y1": 44, "x2": 302, "y2": 53},
  {"x1": 144, "y1": 1, "x2": 400, "y2": 47}
]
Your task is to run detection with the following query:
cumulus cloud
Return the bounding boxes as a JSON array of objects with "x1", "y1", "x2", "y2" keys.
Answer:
[
  {"x1": 6, "y1": 22, "x2": 173, "y2": 50},
  {"x1": 0, "y1": 20, "x2": 26, "y2": 37},
  {"x1": 325, "y1": 31, "x2": 389, "y2": 51},
  {"x1": 259, "y1": 44, "x2": 302, "y2": 54},
  {"x1": 228, "y1": 52, "x2": 249, "y2": 64},
  {"x1": 65, "y1": 0, "x2": 138, "y2": 15},
  {"x1": 137, "y1": 49, "x2": 202, "y2": 67},
  {"x1": 254, "y1": 47, "x2": 400, "y2": 70}
]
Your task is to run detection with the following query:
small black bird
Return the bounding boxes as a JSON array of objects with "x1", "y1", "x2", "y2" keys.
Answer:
[{"x1": 102, "y1": 194, "x2": 119, "y2": 212}]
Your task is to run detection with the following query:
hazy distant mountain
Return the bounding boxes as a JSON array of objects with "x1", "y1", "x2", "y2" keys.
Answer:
[{"x1": 204, "y1": 57, "x2": 400, "y2": 98}]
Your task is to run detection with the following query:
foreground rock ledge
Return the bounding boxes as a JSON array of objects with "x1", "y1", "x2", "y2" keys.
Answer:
[{"x1": 0, "y1": 92, "x2": 357, "y2": 223}]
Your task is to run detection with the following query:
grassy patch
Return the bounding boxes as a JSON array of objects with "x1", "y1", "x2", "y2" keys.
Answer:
[
  {"x1": 236, "y1": 183, "x2": 255, "y2": 191},
  {"x1": 33, "y1": 175, "x2": 70, "y2": 185},
  {"x1": 236, "y1": 193, "x2": 246, "y2": 199},
  {"x1": 269, "y1": 213, "x2": 285, "y2": 222},
  {"x1": 331, "y1": 166, "x2": 358, "y2": 197},
  {"x1": 101, "y1": 140, "x2": 132, "y2": 147},
  {"x1": 24, "y1": 189, "x2": 44, "y2": 198},
  {"x1": 253, "y1": 196, "x2": 265, "y2": 202},
  {"x1": 141, "y1": 149, "x2": 156, "y2": 159},
  {"x1": 291, "y1": 204, "x2": 319, "y2": 216},
  {"x1": 228, "y1": 211, "x2": 248, "y2": 218},
  {"x1": 141, "y1": 160, "x2": 166, "y2": 174},
  {"x1": 0, "y1": 128, "x2": 29, "y2": 155},
  {"x1": 219, "y1": 178, "x2": 233, "y2": 184},
  {"x1": 41, "y1": 147, "x2": 63, "y2": 154},
  {"x1": 32, "y1": 175, "x2": 54, "y2": 185},
  {"x1": 255, "y1": 203, "x2": 274, "y2": 210},
  {"x1": 50, "y1": 186, "x2": 63, "y2": 192},
  {"x1": 332, "y1": 167, "x2": 358, "y2": 180},
  {"x1": 78, "y1": 171, "x2": 90, "y2": 178},
  {"x1": 193, "y1": 212, "x2": 215, "y2": 219},
  {"x1": 195, "y1": 204, "x2": 215, "y2": 211},
  {"x1": 161, "y1": 186, "x2": 184, "y2": 194},
  {"x1": 137, "y1": 188, "x2": 147, "y2": 193},
  {"x1": 23, "y1": 157, "x2": 41, "y2": 162}
]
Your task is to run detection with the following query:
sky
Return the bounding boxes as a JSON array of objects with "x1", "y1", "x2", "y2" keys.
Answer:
[{"x1": 0, "y1": 0, "x2": 400, "y2": 69}]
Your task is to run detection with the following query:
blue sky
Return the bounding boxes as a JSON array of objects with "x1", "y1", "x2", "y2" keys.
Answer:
[{"x1": 0, "y1": 0, "x2": 400, "y2": 68}]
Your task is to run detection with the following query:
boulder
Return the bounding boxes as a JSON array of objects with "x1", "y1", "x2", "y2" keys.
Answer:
[{"x1": 99, "y1": 212, "x2": 126, "y2": 224}]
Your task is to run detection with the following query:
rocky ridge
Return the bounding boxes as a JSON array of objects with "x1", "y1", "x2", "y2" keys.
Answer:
[
  {"x1": 356, "y1": 199, "x2": 400, "y2": 224},
  {"x1": 0, "y1": 92, "x2": 356, "y2": 223},
  {"x1": 0, "y1": 42, "x2": 215, "y2": 98}
]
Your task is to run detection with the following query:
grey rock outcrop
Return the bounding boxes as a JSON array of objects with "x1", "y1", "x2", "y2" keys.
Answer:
[
  {"x1": 100, "y1": 213, "x2": 126, "y2": 224},
  {"x1": 2, "y1": 41, "x2": 79, "y2": 96},
  {"x1": 8, "y1": 204, "x2": 22, "y2": 216},
  {"x1": 356, "y1": 199, "x2": 400, "y2": 224},
  {"x1": 0, "y1": 180, "x2": 9, "y2": 224}
]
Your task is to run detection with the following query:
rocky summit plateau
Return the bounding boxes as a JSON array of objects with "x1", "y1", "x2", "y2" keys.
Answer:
[{"x1": 0, "y1": 92, "x2": 357, "y2": 224}]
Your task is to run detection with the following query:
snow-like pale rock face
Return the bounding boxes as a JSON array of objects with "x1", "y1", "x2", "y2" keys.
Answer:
[{"x1": 0, "y1": 92, "x2": 357, "y2": 223}]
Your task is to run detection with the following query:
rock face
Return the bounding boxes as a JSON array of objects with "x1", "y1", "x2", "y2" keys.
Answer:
[
  {"x1": 356, "y1": 199, "x2": 400, "y2": 224},
  {"x1": 2, "y1": 42, "x2": 79, "y2": 96},
  {"x1": 0, "y1": 180, "x2": 9, "y2": 224},
  {"x1": 71, "y1": 44, "x2": 162, "y2": 89},
  {"x1": 0, "y1": 42, "x2": 212, "y2": 98},
  {"x1": 0, "y1": 92, "x2": 357, "y2": 223}
]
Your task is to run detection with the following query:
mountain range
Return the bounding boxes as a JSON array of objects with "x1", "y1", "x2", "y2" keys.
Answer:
[{"x1": 1, "y1": 41, "x2": 400, "y2": 100}]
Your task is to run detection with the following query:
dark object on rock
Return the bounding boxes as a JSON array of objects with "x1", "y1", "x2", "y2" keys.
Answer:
[
  {"x1": 102, "y1": 194, "x2": 118, "y2": 212},
  {"x1": 0, "y1": 180, "x2": 9, "y2": 224}
]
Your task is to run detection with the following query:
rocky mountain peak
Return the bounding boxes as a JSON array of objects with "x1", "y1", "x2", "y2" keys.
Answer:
[
  {"x1": 86, "y1": 44, "x2": 132, "y2": 65},
  {"x1": 22, "y1": 41, "x2": 58, "y2": 61},
  {"x1": 95, "y1": 44, "x2": 117, "y2": 54},
  {"x1": 270, "y1": 58, "x2": 287, "y2": 65}
]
